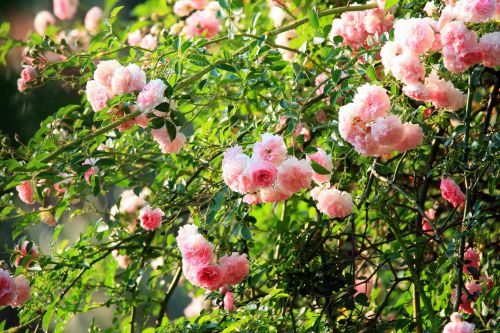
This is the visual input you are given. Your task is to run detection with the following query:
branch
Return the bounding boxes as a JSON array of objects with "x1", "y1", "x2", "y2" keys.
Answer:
[{"x1": 156, "y1": 266, "x2": 183, "y2": 327}]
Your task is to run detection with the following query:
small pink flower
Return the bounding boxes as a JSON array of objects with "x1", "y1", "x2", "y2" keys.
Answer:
[
  {"x1": 440, "y1": 178, "x2": 466, "y2": 208},
  {"x1": 223, "y1": 291, "x2": 235, "y2": 311},
  {"x1": 403, "y1": 82, "x2": 430, "y2": 102},
  {"x1": 112, "y1": 250, "x2": 130, "y2": 269},
  {"x1": 17, "y1": 78, "x2": 27, "y2": 92},
  {"x1": 140, "y1": 34, "x2": 157, "y2": 50},
  {"x1": 0, "y1": 269, "x2": 15, "y2": 306},
  {"x1": 315, "y1": 73, "x2": 329, "y2": 96},
  {"x1": 84, "y1": 7, "x2": 103, "y2": 35},
  {"x1": 196, "y1": 264, "x2": 224, "y2": 290},
  {"x1": 393, "y1": 123, "x2": 424, "y2": 152},
  {"x1": 14, "y1": 241, "x2": 39, "y2": 268},
  {"x1": 353, "y1": 84, "x2": 390, "y2": 123},
  {"x1": 421, "y1": 208, "x2": 436, "y2": 234},
  {"x1": 259, "y1": 185, "x2": 291, "y2": 203},
  {"x1": 370, "y1": 115, "x2": 404, "y2": 146},
  {"x1": 111, "y1": 64, "x2": 146, "y2": 95},
  {"x1": 9, "y1": 276, "x2": 30, "y2": 307},
  {"x1": 177, "y1": 227, "x2": 215, "y2": 266},
  {"x1": 222, "y1": 150, "x2": 251, "y2": 194},
  {"x1": 452, "y1": 282, "x2": 482, "y2": 314},
  {"x1": 21, "y1": 66, "x2": 37, "y2": 83},
  {"x1": 277, "y1": 157, "x2": 313, "y2": 194},
  {"x1": 174, "y1": 0, "x2": 195, "y2": 16},
  {"x1": 390, "y1": 52, "x2": 425, "y2": 84},
  {"x1": 184, "y1": 294, "x2": 208, "y2": 317},
  {"x1": 94, "y1": 60, "x2": 122, "y2": 90},
  {"x1": 245, "y1": 159, "x2": 278, "y2": 190},
  {"x1": 53, "y1": 0, "x2": 79, "y2": 21},
  {"x1": 139, "y1": 206, "x2": 164, "y2": 231},
  {"x1": 119, "y1": 189, "x2": 145, "y2": 214},
  {"x1": 380, "y1": 41, "x2": 399, "y2": 72},
  {"x1": 306, "y1": 148, "x2": 333, "y2": 184},
  {"x1": 424, "y1": 73, "x2": 466, "y2": 111},
  {"x1": 394, "y1": 18, "x2": 435, "y2": 55},
  {"x1": 463, "y1": 248, "x2": 480, "y2": 276},
  {"x1": 84, "y1": 166, "x2": 97, "y2": 184},
  {"x1": 443, "y1": 312, "x2": 475, "y2": 333},
  {"x1": 252, "y1": 133, "x2": 288, "y2": 167},
  {"x1": 16, "y1": 181, "x2": 34, "y2": 205},
  {"x1": 183, "y1": 9, "x2": 220, "y2": 39},
  {"x1": 313, "y1": 187, "x2": 354, "y2": 218},
  {"x1": 453, "y1": 0, "x2": 496, "y2": 23},
  {"x1": 478, "y1": 31, "x2": 500, "y2": 68},
  {"x1": 220, "y1": 253, "x2": 250, "y2": 286},
  {"x1": 86, "y1": 80, "x2": 110, "y2": 112},
  {"x1": 424, "y1": 2, "x2": 437, "y2": 16},
  {"x1": 34, "y1": 10, "x2": 56, "y2": 35},
  {"x1": 242, "y1": 193, "x2": 262, "y2": 205},
  {"x1": 151, "y1": 127, "x2": 186, "y2": 154},
  {"x1": 127, "y1": 30, "x2": 142, "y2": 46},
  {"x1": 138, "y1": 79, "x2": 167, "y2": 111}
]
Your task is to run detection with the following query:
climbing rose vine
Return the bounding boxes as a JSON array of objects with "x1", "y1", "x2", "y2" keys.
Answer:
[{"x1": 0, "y1": 0, "x2": 498, "y2": 332}]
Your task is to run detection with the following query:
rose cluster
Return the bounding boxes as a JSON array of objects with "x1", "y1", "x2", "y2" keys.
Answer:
[
  {"x1": 310, "y1": 185, "x2": 354, "y2": 219},
  {"x1": 440, "y1": 178, "x2": 466, "y2": 209},
  {"x1": 176, "y1": 225, "x2": 249, "y2": 291},
  {"x1": 442, "y1": 313, "x2": 475, "y2": 333},
  {"x1": 170, "y1": 0, "x2": 221, "y2": 39},
  {"x1": 0, "y1": 269, "x2": 31, "y2": 308},
  {"x1": 329, "y1": 0, "x2": 394, "y2": 50},
  {"x1": 338, "y1": 84, "x2": 423, "y2": 156}
]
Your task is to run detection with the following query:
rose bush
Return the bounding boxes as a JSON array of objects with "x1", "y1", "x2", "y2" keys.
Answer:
[{"x1": 0, "y1": 0, "x2": 498, "y2": 332}]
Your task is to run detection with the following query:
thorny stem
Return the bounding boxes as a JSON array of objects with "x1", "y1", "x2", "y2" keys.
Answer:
[{"x1": 156, "y1": 266, "x2": 183, "y2": 326}]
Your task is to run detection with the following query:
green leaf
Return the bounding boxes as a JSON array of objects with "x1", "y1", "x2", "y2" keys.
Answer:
[
  {"x1": 354, "y1": 292, "x2": 369, "y2": 306},
  {"x1": 189, "y1": 54, "x2": 210, "y2": 67},
  {"x1": 310, "y1": 160, "x2": 331, "y2": 175},
  {"x1": 218, "y1": 0, "x2": 230, "y2": 10},
  {"x1": 170, "y1": 111, "x2": 186, "y2": 126},
  {"x1": 42, "y1": 302, "x2": 56, "y2": 331},
  {"x1": 366, "y1": 65, "x2": 377, "y2": 82},
  {"x1": 165, "y1": 120, "x2": 177, "y2": 141},
  {"x1": 309, "y1": 8, "x2": 320, "y2": 30},
  {"x1": 269, "y1": 61, "x2": 287, "y2": 71},
  {"x1": 385, "y1": 0, "x2": 399, "y2": 11},
  {"x1": 241, "y1": 225, "x2": 253, "y2": 241},
  {"x1": 110, "y1": 6, "x2": 124, "y2": 18},
  {"x1": 148, "y1": 117, "x2": 165, "y2": 129},
  {"x1": 216, "y1": 63, "x2": 237, "y2": 72}
]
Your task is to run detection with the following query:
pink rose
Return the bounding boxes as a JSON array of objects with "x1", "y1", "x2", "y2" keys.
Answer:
[
  {"x1": 94, "y1": 60, "x2": 122, "y2": 90},
  {"x1": 183, "y1": 9, "x2": 220, "y2": 39},
  {"x1": 16, "y1": 181, "x2": 34, "y2": 205},
  {"x1": 479, "y1": 32, "x2": 500, "y2": 68},
  {"x1": 424, "y1": 73, "x2": 466, "y2": 111},
  {"x1": 21, "y1": 66, "x2": 37, "y2": 83},
  {"x1": 196, "y1": 264, "x2": 224, "y2": 290},
  {"x1": 137, "y1": 79, "x2": 167, "y2": 111},
  {"x1": 84, "y1": 7, "x2": 103, "y2": 35},
  {"x1": 277, "y1": 157, "x2": 313, "y2": 194},
  {"x1": 177, "y1": 228, "x2": 215, "y2": 266},
  {"x1": 440, "y1": 178, "x2": 466, "y2": 208},
  {"x1": 313, "y1": 187, "x2": 354, "y2": 218},
  {"x1": 220, "y1": 253, "x2": 250, "y2": 286},
  {"x1": 390, "y1": 52, "x2": 425, "y2": 84},
  {"x1": 306, "y1": 148, "x2": 333, "y2": 184},
  {"x1": 443, "y1": 312, "x2": 475, "y2": 333},
  {"x1": 53, "y1": 0, "x2": 79, "y2": 21},
  {"x1": 127, "y1": 30, "x2": 142, "y2": 46},
  {"x1": 151, "y1": 127, "x2": 187, "y2": 154},
  {"x1": 9, "y1": 276, "x2": 31, "y2": 307},
  {"x1": 111, "y1": 64, "x2": 146, "y2": 95},
  {"x1": 463, "y1": 248, "x2": 480, "y2": 276},
  {"x1": 223, "y1": 291, "x2": 235, "y2": 311},
  {"x1": 393, "y1": 123, "x2": 424, "y2": 152},
  {"x1": 393, "y1": 18, "x2": 435, "y2": 55},
  {"x1": 184, "y1": 294, "x2": 208, "y2": 318},
  {"x1": 14, "y1": 241, "x2": 39, "y2": 268},
  {"x1": 353, "y1": 84, "x2": 390, "y2": 123},
  {"x1": 451, "y1": 282, "x2": 482, "y2": 314},
  {"x1": 112, "y1": 250, "x2": 130, "y2": 269},
  {"x1": 0, "y1": 269, "x2": 15, "y2": 306},
  {"x1": 222, "y1": 149, "x2": 251, "y2": 194},
  {"x1": 34, "y1": 10, "x2": 56, "y2": 35},
  {"x1": 139, "y1": 206, "x2": 164, "y2": 231},
  {"x1": 86, "y1": 80, "x2": 110, "y2": 112},
  {"x1": 245, "y1": 159, "x2": 278, "y2": 190},
  {"x1": 140, "y1": 34, "x2": 157, "y2": 50},
  {"x1": 371, "y1": 115, "x2": 404, "y2": 146},
  {"x1": 259, "y1": 185, "x2": 291, "y2": 203},
  {"x1": 252, "y1": 133, "x2": 288, "y2": 167},
  {"x1": 119, "y1": 189, "x2": 145, "y2": 214}
]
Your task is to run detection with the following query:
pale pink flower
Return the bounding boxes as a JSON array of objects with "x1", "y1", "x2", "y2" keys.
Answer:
[
  {"x1": 14, "y1": 241, "x2": 39, "y2": 268},
  {"x1": 139, "y1": 206, "x2": 164, "y2": 231},
  {"x1": 138, "y1": 79, "x2": 167, "y2": 111},
  {"x1": 174, "y1": 0, "x2": 194, "y2": 17},
  {"x1": 184, "y1": 294, "x2": 208, "y2": 317},
  {"x1": 441, "y1": 21, "x2": 482, "y2": 73},
  {"x1": 402, "y1": 82, "x2": 430, "y2": 102},
  {"x1": 440, "y1": 178, "x2": 466, "y2": 208},
  {"x1": 353, "y1": 84, "x2": 390, "y2": 122},
  {"x1": 151, "y1": 127, "x2": 186, "y2": 154},
  {"x1": 0, "y1": 269, "x2": 15, "y2": 306},
  {"x1": 127, "y1": 30, "x2": 142, "y2": 46},
  {"x1": 277, "y1": 157, "x2": 313, "y2": 194},
  {"x1": 16, "y1": 181, "x2": 34, "y2": 205},
  {"x1": 275, "y1": 30, "x2": 297, "y2": 61},
  {"x1": 371, "y1": 115, "x2": 404, "y2": 146},
  {"x1": 220, "y1": 253, "x2": 250, "y2": 286},
  {"x1": 424, "y1": 73, "x2": 466, "y2": 111},
  {"x1": 189, "y1": 0, "x2": 208, "y2": 9},
  {"x1": 338, "y1": 103, "x2": 361, "y2": 142},
  {"x1": 443, "y1": 312, "x2": 475, "y2": 333},
  {"x1": 245, "y1": 159, "x2": 278, "y2": 191},
  {"x1": 34, "y1": 11, "x2": 56, "y2": 35},
  {"x1": 315, "y1": 73, "x2": 329, "y2": 96},
  {"x1": 463, "y1": 248, "x2": 480, "y2": 276},
  {"x1": 222, "y1": 151, "x2": 251, "y2": 194},
  {"x1": 259, "y1": 185, "x2": 291, "y2": 203},
  {"x1": 183, "y1": 10, "x2": 220, "y2": 39},
  {"x1": 196, "y1": 264, "x2": 224, "y2": 290},
  {"x1": 17, "y1": 78, "x2": 27, "y2": 92},
  {"x1": 53, "y1": 0, "x2": 78, "y2": 20},
  {"x1": 421, "y1": 208, "x2": 436, "y2": 234},
  {"x1": 9, "y1": 276, "x2": 30, "y2": 307},
  {"x1": 479, "y1": 31, "x2": 500, "y2": 68},
  {"x1": 133, "y1": 113, "x2": 150, "y2": 128},
  {"x1": 330, "y1": 12, "x2": 368, "y2": 50},
  {"x1": 453, "y1": 0, "x2": 496, "y2": 23},
  {"x1": 177, "y1": 235, "x2": 215, "y2": 267},
  {"x1": 380, "y1": 41, "x2": 399, "y2": 72},
  {"x1": 21, "y1": 66, "x2": 37, "y2": 83},
  {"x1": 84, "y1": 166, "x2": 97, "y2": 184},
  {"x1": 84, "y1": 7, "x2": 103, "y2": 35},
  {"x1": 393, "y1": 18, "x2": 435, "y2": 55},
  {"x1": 362, "y1": 8, "x2": 393, "y2": 35},
  {"x1": 452, "y1": 282, "x2": 482, "y2": 314},
  {"x1": 314, "y1": 187, "x2": 354, "y2": 218},
  {"x1": 390, "y1": 52, "x2": 425, "y2": 84},
  {"x1": 94, "y1": 60, "x2": 122, "y2": 90},
  {"x1": 252, "y1": 133, "x2": 288, "y2": 166},
  {"x1": 424, "y1": 2, "x2": 437, "y2": 16},
  {"x1": 111, "y1": 64, "x2": 146, "y2": 95},
  {"x1": 119, "y1": 189, "x2": 145, "y2": 214},
  {"x1": 140, "y1": 34, "x2": 157, "y2": 50},
  {"x1": 354, "y1": 277, "x2": 373, "y2": 297},
  {"x1": 176, "y1": 224, "x2": 200, "y2": 247},
  {"x1": 269, "y1": 4, "x2": 290, "y2": 27},
  {"x1": 393, "y1": 123, "x2": 424, "y2": 152},
  {"x1": 242, "y1": 193, "x2": 262, "y2": 205},
  {"x1": 223, "y1": 291, "x2": 235, "y2": 311},
  {"x1": 112, "y1": 250, "x2": 130, "y2": 269},
  {"x1": 86, "y1": 80, "x2": 110, "y2": 112},
  {"x1": 306, "y1": 148, "x2": 333, "y2": 184}
]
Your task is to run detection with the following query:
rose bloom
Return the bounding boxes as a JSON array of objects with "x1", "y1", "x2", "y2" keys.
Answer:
[
  {"x1": 9, "y1": 276, "x2": 31, "y2": 307},
  {"x1": 139, "y1": 206, "x2": 164, "y2": 231},
  {"x1": 94, "y1": 60, "x2": 121, "y2": 90},
  {"x1": 151, "y1": 127, "x2": 187, "y2": 154},
  {"x1": 219, "y1": 253, "x2": 250, "y2": 286},
  {"x1": 463, "y1": 248, "x2": 480, "y2": 276},
  {"x1": 421, "y1": 208, "x2": 436, "y2": 235},
  {"x1": 127, "y1": 30, "x2": 142, "y2": 46},
  {"x1": 0, "y1": 269, "x2": 15, "y2": 306},
  {"x1": 370, "y1": 115, "x2": 404, "y2": 146},
  {"x1": 196, "y1": 264, "x2": 224, "y2": 290},
  {"x1": 34, "y1": 10, "x2": 56, "y2": 35},
  {"x1": 174, "y1": 0, "x2": 194, "y2": 17},
  {"x1": 84, "y1": 7, "x2": 103, "y2": 35},
  {"x1": 479, "y1": 32, "x2": 500, "y2": 68},
  {"x1": 380, "y1": 41, "x2": 399, "y2": 72},
  {"x1": 252, "y1": 133, "x2": 288, "y2": 167},
  {"x1": 112, "y1": 250, "x2": 130, "y2": 269},
  {"x1": 137, "y1": 79, "x2": 167, "y2": 111},
  {"x1": 222, "y1": 150, "x2": 251, "y2": 194},
  {"x1": 54, "y1": 0, "x2": 79, "y2": 20},
  {"x1": 184, "y1": 294, "x2": 208, "y2": 318},
  {"x1": 403, "y1": 82, "x2": 430, "y2": 102},
  {"x1": 390, "y1": 52, "x2": 425, "y2": 84},
  {"x1": 277, "y1": 157, "x2": 313, "y2": 194},
  {"x1": 424, "y1": 1, "x2": 437, "y2": 16},
  {"x1": 314, "y1": 187, "x2": 354, "y2": 218},
  {"x1": 453, "y1": 0, "x2": 496, "y2": 23},
  {"x1": 452, "y1": 282, "x2": 482, "y2": 314},
  {"x1": 140, "y1": 34, "x2": 157, "y2": 50},
  {"x1": 440, "y1": 178, "x2": 466, "y2": 208},
  {"x1": 183, "y1": 10, "x2": 220, "y2": 39},
  {"x1": 245, "y1": 159, "x2": 278, "y2": 190},
  {"x1": 393, "y1": 123, "x2": 424, "y2": 152},
  {"x1": 119, "y1": 189, "x2": 145, "y2": 214},
  {"x1": 315, "y1": 73, "x2": 329, "y2": 96},
  {"x1": 353, "y1": 84, "x2": 390, "y2": 123},
  {"x1": 16, "y1": 181, "x2": 34, "y2": 205},
  {"x1": 177, "y1": 233, "x2": 215, "y2": 266},
  {"x1": 306, "y1": 148, "x2": 333, "y2": 184},
  {"x1": 223, "y1": 291, "x2": 235, "y2": 311},
  {"x1": 242, "y1": 193, "x2": 262, "y2": 205},
  {"x1": 111, "y1": 64, "x2": 146, "y2": 95},
  {"x1": 393, "y1": 18, "x2": 435, "y2": 55},
  {"x1": 21, "y1": 66, "x2": 37, "y2": 83},
  {"x1": 259, "y1": 185, "x2": 291, "y2": 203},
  {"x1": 443, "y1": 312, "x2": 475, "y2": 333},
  {"x1": 17, "y1": 78, "x2": 27, "y2": 92},
  {"x1": 424, "y1": 73, "x2": 466, "y2": 111}
]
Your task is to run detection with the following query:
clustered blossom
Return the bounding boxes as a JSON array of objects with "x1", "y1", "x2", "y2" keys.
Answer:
[
  {"x1": 440, "y1": 178, "x2": 466, "y2": 208},
  {"x1": 442, "y1": 313, "x2": 475, "y2": 333},
  {"x1": 170, "y1": 1, "x2": 221, "y2": 40},
  {"x1": 151, "y1": 126, "x2": 187, "y2": 154},
  {"x1": 222, "y1": 133, "x2": 314, "y2": 205},
  {"x1": 310, "y1": 185, "x2": 354, "y2": 218},
  {"x1": 329, "y1": 1, "x2": 394, "y2": 50},
  {"x1": 0, "y1": 269, "x2": 31, "y2": 308},
  {"x1": 139, "y1": 206, "x2": 164, "y2": 231},
  {"x1": 176, "y1": 224, "x2": 249, "y2": 291},
  {"x1": 338, "y1": 84, "x2": 424, "y2": 156},
  {"x1": 306, "y1": 148, "x2": 334, "y2": 184}
]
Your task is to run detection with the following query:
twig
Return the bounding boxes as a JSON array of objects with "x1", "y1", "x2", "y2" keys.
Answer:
[{"x1": 156, "y1": 266, "x2": 183, "y2": 326}]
